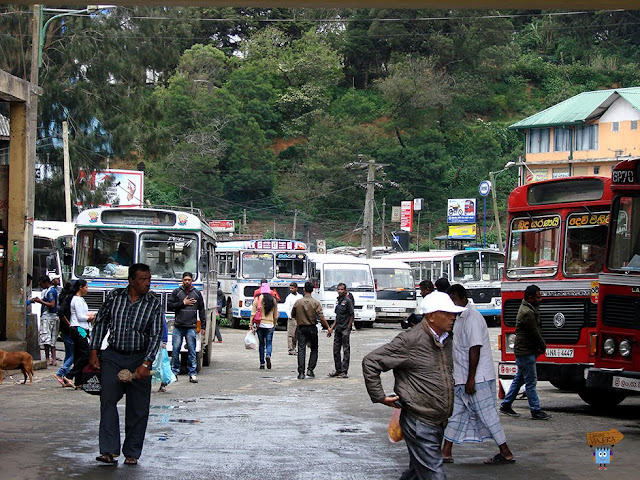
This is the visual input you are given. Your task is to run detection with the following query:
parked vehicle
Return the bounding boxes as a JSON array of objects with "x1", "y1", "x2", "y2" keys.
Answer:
[{"x1": 365, "y1": 258, "x2": 416, "y2": 323}]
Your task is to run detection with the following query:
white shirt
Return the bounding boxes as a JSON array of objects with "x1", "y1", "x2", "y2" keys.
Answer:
[
  {"x1": 70, "y1": 295, "x2": 91, "y2": 330},
  {"x1": 451, "y1": 303, "x2": 495, "y2": 385},
  {"x1": 284, "y1": 292, "x2": 303, "y2": 318}
]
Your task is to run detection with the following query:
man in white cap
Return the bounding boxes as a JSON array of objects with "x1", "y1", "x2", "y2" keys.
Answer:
[{"x1": 362, "y1": 291, "x2": 466, "y2": 480}]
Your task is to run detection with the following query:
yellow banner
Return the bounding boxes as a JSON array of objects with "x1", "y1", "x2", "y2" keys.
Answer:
[{"x1": 448, "y1": 224, "x2": 476, "y2": 238}]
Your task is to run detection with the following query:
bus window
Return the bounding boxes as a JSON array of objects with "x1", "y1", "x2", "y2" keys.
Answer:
[
  {"x1": 75, "y1": 230, "x2": 135, "y2": 278},
  {"x1": 453, "y1": 252, "x2": 480, "y2": 282},
  {"x1": 242, "y1": 253, "x2": 274, "y2": 279},
  {"x1": 275, "y1": 253, "x2": 306, "y2": 279},
  {"x1": 481, "y1": 252, "x2": 504, "y2": 281},
  {"x1": 564, "y1": 212, "x2": 608, "y2": 275},
  {"x1": 507, "y1": 216, "x2": 560, "y2": 278},
  {"x1": 140, "y1": 233, "x2": 198, "y2": 279},
  {"x1": 608, "y1": 196, "x2": 640, "y2": 271}
]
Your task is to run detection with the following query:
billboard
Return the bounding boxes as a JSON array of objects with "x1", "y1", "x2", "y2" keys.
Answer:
[
  {"x1": 448, "y1": 224, "x2": 477, "y2": 240},
  {"x1": 447, "y1": 198, "x2": 476, "y2": 224},
  {"x1": 77, "y1": 169, "x2": 144, "y2": 207},
  {"x1": 401, "y1": 201, "x2": 413, "y2": 232},
  {"x1": 209, "y1": 220, "x2": 235, "y2": 232}
]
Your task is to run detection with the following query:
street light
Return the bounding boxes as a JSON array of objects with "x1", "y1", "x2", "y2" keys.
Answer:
[
  {"x1": 38, "y1": 5, "x2": 116, "y2": 68},
  {"x1": 489, "y1": 161, "x2": 515, "y2": 252}
]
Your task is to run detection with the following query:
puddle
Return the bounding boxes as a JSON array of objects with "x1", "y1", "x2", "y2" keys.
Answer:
[
  {"x1": 151, "y1": 405, "x2": 180, "y2": 410},
  {"x1": 337, "y1": 427, "x2": 362, "y2": 433}
]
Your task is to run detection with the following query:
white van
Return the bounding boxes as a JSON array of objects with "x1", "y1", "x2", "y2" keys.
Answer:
[
  {"x1": 365, "y1": 258, "x2": 417, "y2": 323},
  {"x1": 307, "y1": 253, "x2": 376, "y2": 328}
]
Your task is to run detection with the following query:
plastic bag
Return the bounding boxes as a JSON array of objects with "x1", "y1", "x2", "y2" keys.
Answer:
[
  {"x1": 388, "y1": 408, "x2": 403, "y2": 443},
  {"x1": 244, "y1": 330, "x2": 258, "y2": 350},
  {"x1": 152, "y1": 348, "x2": 176, "y2": 385}
]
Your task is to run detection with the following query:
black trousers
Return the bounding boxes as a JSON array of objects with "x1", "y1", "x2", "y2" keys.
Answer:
[
  {"x1": 67, "y1": 326, "x2": 90, "y2": 382},
  {"x1": 332, "y1": 328, "x2": 351, "y2": 374},
  {"x1": 296, "y1": 325, "x2": 318, "y2": 373},
  {"x1": 99, "y1": 348, "x2": 151, "y2": 460}
]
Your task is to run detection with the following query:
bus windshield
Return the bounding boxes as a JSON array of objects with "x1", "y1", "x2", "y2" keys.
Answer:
[
  {"x1": 453, "y1": 252, "x2": 480, "y2": 282},
  {"x1": 140, "y1": 233, "x2": 198, "y2": 279},
  {"x1": 373, "y1": 268, "x2": 414, "y2": 290},
  {"x1": 275, "y1": 253, "x2": 306, "y2": 279},
  {"x1": 324, "y1": 264, "x2": 374, "y2": 291},
  {"x1": 607, "y1": 196, "x2": 640, "y2": 271},
  {"x1": 242, "y1": 253, "x2": 274, "y2": 279},
  {"x1": 75, "y1": 230, "x2": 135, "y2": 278},
  {"x1": 564, "y1": 212, "x2": 609, "y2": 276},
  {"x1": 507, "y1": 216, "x2": 560, "y2": 278},
  {"x1": 481, "y1": 251, "x2": 504, "y2": 281}
]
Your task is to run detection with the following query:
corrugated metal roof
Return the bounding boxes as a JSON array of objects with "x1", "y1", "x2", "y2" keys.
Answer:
[
  {"x1": 0, "y1": 114, "x2": 9, "y2": 138},
  {"x1": 509, "y1": 87, "x2": 640, "y2": 130}
]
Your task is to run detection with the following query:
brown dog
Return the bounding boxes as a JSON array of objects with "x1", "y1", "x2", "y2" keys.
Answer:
[{"x1": 0, "y1": 350, "x2": 34, "y2": 384}]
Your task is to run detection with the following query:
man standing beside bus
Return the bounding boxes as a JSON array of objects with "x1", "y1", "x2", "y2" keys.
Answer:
[
  {"x1": 329, "y1": 283, "x2": 354, "y2": 378},
  {"x1": 284, "y1": 282, "x2": 302, "y2": 355},
  {"x1": 500, "y1": 284, "x2": 551, "y2": 420},
  {"x1": 168, "y1": 272, "x2": 206, "y2": 383}
]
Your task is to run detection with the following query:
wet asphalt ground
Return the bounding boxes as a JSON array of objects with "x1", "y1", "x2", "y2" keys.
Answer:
[{"x1": 1, "y1": 324, "x2": 639, "y2": 480}]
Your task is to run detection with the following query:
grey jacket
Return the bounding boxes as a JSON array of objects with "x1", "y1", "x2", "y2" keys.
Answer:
[
  {"x1": 167, "y1": 285, "x2": 206, "y2": 330},
  {"x1": 514, "y1": 299, "x2": 546, "y2": 356},
  {"x1": 362, "y1": 321, "x2": 454, "y2": 427}
]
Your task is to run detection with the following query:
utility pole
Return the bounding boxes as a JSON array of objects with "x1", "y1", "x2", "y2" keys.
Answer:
[
  {"x1": 273, "y1": 219, "x2": 276, "y2": 239},
  {"x1": 243, "y1": 208, "x2": 247, "y2": 234},
  {"x1": 30, "y1": 6, "x2": 41, "y2": 85},
  {"x1": 292, "y1": 209, "x2": 297, "y2": 239},
  {"x1": 62, "y1": 121, "x2": 72, "y2": 222},
  {"x1": 363, "y1": 159, "x2": 376, "y2": 258},
  {"x1": 381, "y1": 198, "x2": 386, "y2": 248}
]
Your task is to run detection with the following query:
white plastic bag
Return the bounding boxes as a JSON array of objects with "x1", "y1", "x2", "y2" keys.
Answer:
[{"x1": 244, "y1": 330, "x2": 258, "y2": 350}]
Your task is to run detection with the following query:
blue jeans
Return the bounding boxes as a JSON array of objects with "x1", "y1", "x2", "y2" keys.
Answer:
[
  {"x1": 56, "y1": 332, "x2": 74, "y2": 377},
  {"x1": 257, "y1": 327, "x2": 274, "y2": 366},
  {"x1": 171, "y1": 326, "x2": 197, "y2": 376},
  {"x1": 502, "y1": 354, "x2": 541, "y2": 412}
]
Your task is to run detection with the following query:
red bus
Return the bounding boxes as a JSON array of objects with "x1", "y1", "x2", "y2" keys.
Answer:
[
  {"x1": 499, "y1": 176, "x2": 612, "y2": 400},
  {"x1": 586, "y1": 158, "x2": 640, "y2": 407}
]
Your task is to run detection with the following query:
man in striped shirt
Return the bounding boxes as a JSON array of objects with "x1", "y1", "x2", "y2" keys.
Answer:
[{"x1": 89, "y1": 263, "x2": 164, "y2": 466}]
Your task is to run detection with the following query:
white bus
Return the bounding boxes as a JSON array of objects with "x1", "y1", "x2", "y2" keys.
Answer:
[
  {"x1": 73, "y1": 207, "x2": 217, "y2": 370},
  {"x1": 383, "y1": 249, "x2": 504, "y2": 324},
  {"x1": 216, "y1": 239, "x2": 308, "y2": 328},
  {"x1": 307, "y1": 253, "x2": 376, "y2": 328},
  {"x1": 365, "y1": 258, "x2": 417, "y2": 323}
]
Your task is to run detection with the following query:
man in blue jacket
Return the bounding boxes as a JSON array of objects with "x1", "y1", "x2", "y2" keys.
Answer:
[{"x1": 168, "y1": 272, "x2": 206, "y2": 383}]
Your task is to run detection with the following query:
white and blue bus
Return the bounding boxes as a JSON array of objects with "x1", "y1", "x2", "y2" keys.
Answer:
[
  {"x1": 73, "y1": 207, "x2": 217, "y2": 370},
  {"x1": 216, "y1": 239, "x2": 308, "y2": 328},
  {"x1": 365, "y1": 258, "x2": 417, "y2": 323},
  {"x1": 382, "y1": 249, "x2": 504, "y2": 324}
]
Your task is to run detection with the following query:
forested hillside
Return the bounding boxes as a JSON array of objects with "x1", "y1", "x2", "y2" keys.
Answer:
[{"x1": 3, "y1": 7, "x2": 640, "y2": 246}]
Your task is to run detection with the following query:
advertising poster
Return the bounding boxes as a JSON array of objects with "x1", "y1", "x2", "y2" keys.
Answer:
[
  {"x1": 209, "y1": 220, "x2": 235, "y2": 232},
  {"x1": 448, "y1": 224, "x2": 477, "y2": 239},
  {"x1": 77, "y1": 169, "x2": 144, "y2": 207},
  {"x1": 400, "y1": 201, "x2": 413, "y2": 232},
  {"x1": 447, "y1": 198, "x2": 476, "y2": 224}
]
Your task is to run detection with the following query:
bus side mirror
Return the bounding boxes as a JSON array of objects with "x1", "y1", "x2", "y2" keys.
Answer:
[
  {"x1": 46, "y1": 253, "x2": 57, "y2": 271},
  {"x1": 198, "y1": 254, "x2": 209, "y2": 275}
]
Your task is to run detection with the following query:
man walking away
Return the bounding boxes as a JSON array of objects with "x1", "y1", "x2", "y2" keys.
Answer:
[
  {"x1": 284, "y1": 282, "x2": 302, "y2": 355},
  {"x1": 89, "y1": 263, "x2": 163, "y2": 466},
  {"x1": 500, "y1": 284, "x2": 551, "y2": 420},
  {"x1": 441, "y1": 284, "x2": 515, "y2": 465},
  {"x1": 168, "y1": 272, "x2": 206, "y2": 383},
  {"x1": 291, "y1": 281, "x2": 332, "y2": 379},
  {"x1": 328, "y1": 283, "x2": 354, "y2": 378},
  {"x1": 362, "y1": 291, "x2": 465, "y2": 480}
]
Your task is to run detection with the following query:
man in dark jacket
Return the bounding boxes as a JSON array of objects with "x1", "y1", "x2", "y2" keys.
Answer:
[
  {"x1": 362, "y1": 291, "x2": 465, "y2": 480},
  {"x1": 168, "y1": 272, "x2": 206, "y2": 383},
  {"x1": 500, "y1": 284, "x2": 551, "y2": 420}
]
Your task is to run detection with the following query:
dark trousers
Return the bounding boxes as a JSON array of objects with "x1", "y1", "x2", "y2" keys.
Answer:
[
  {"x1": 332, "y1": 328, "x2": 351, "y2": 374},
  {"x1": 67, "y1": 326, "x2": 90, "y2": 383},
  {"x1": 399, "y1": 410, "x2": 446, "y2": 480},
  {"x1": 99, "y1": 348, "x2": 151, "y2": 460},
  {"x1": 297, "y1": 325, "x2": 318, "y2": 373}
]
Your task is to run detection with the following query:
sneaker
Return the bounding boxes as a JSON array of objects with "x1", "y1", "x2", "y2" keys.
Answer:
[
  {"x1": 259, "y1": 365, "x2": 265, "y2": 370},
  {"x1": 328, "y1": 371, "x2": 340, "y2": 377},
  {"x1": 531, "y1": 410, "x2": 551, "y2": 420},
  {"x1": 189, "y1": 375, "x2": 198, "y2": 383},
  {"x1": 337, "y1": 373, "x2": 349, "y2": 379},
  {"x1": 306, "y1": 369, "x2": 315, "y2": 378},
  {"x1": 499, "y1": 405, "x2": 520, "y2": 417},
  {"x1": 266, "y1": 357, "x2": 271, "y2": 369},
  {"x1": 297, "y1": 372, "x2": 305, "y2": 379}
]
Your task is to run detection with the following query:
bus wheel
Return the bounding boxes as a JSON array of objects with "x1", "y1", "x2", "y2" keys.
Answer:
[
  {"x1": 354, "y1": 321, "x2": 363, "y2": 330},
  {"x1": 579, "y1": 388, "x2": 627, "y2": 409}
]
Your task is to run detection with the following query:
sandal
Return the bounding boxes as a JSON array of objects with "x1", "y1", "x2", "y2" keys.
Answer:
[
  {"x1": 443, "y1": 457, "x2": 454, "y2": 464},
  {"x1": 53, "y1": 374, "x2": 65, "y2": 386},
  {"x1": 124, "y1": 457, "x2": 138, "y2": 465},
  {"x1": 63, "y1": 377, "x2": 76, "y2": 388},
  {"x1": 484, "y1": 453, "x2": 516, "y2": 465},
  {"x1": 96, "y1": 453, "x2": 118, "y2": 465}
]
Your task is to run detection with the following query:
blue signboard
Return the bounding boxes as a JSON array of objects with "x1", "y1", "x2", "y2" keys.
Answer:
[{"x1": 447, "y1": 198, "x2": 477, "y2": 224}]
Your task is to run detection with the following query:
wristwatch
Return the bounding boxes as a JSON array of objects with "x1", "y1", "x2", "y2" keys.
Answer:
[{"x1": 141, "y1": 363, "x2": 151, "y2": 369}]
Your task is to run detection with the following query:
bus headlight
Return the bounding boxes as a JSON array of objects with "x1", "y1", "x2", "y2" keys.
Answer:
[
  {"x1": 603, "y1": 338, "x2": 616, "y2": 355},
  {"x1": 245, "y1": 299, "x2": 253, "y2": 307},
  {"x1": 367, "y1": 304, "x2": 374, "y2": 310},
  {"x1": 507, "y1": 334, "x2": 516, "y2": 352},
  {"x1": 619, "y1": 339, "x2": 632, "y2": 357}
]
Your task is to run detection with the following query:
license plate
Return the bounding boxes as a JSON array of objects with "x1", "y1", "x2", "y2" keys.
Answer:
[
  {"x1": 545, "y1": 348, "x2": 574, "y2": 358},
  {"x1": 498, "y1": 363, "x2": 518, "y2": 376},
  {"x1": 382, "y1": 307, "x2": 404, "y2": 313},
  {"x1": 612, "y1": 376, "x2": 640, "y2": 392}
]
